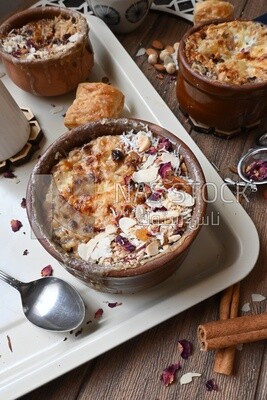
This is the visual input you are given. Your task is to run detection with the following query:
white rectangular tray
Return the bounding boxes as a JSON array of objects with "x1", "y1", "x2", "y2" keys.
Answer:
[{"x1": 0, "y1": 15, "x2": 259, "y2": 400}]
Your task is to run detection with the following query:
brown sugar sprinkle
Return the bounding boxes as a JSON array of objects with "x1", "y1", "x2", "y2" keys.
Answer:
[{"x1": 152, "y1": 39, "x2": 164, "y2": 50}]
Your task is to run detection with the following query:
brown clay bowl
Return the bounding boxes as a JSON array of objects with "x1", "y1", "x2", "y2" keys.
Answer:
[
  {"x1": 26, "y1": 118, "x2": 206, "y2": 294},
  {"x1": 0, "y1": 7, "x2": 94, "y2": 96},
  {"x1": 177, "y1": 20, "x2": 267, "y2": 133}
]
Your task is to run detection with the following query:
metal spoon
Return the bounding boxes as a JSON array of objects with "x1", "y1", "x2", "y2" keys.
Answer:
[{"x1": 0, "y1": 269, "x2": 85, "y2": 332}]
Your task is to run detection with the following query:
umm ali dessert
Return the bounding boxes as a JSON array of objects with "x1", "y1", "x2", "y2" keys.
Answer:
[
  {"x1": 0, "y1": 14, "x2": 85, "y2": 61},
  {"x1": 48, "y1": 125, "x2": 197, "y2": 270},
  {"x1": 185, "y1": 20, "x2": 267, "y2": 85}
]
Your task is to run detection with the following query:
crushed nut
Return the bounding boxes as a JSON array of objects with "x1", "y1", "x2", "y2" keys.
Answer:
[{"x1": 137, "y1": 134, "x2": 152, "y2": 152}]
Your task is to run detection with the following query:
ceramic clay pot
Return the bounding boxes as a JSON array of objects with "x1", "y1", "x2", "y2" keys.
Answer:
[
  {"x1": 0, "y1": 7, "x2": 94, "y2": 96},
  {"x1": 26, "y1": 118, "x2": 206, "y2": 294},
  {"x1": 177, "y1": 20, "x2": 267, "y2": 134}
]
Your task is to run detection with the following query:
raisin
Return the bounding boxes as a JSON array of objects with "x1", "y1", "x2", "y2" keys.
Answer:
[{"x1": 112, "y1": 149, "x2": 124, "y2": 161}]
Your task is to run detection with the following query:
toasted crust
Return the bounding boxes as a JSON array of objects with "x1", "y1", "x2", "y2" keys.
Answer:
[
  {"x1": 64, "y1": 82, "x2": 125, "y2": 129},
  {"x1": 194, "y1": 0, "x2": 234, "y2": 25}
]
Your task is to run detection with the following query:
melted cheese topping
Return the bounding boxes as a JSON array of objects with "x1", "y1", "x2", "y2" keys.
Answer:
[{"x1": 185, "y1": 21, "x2": 267, "y2": 85}]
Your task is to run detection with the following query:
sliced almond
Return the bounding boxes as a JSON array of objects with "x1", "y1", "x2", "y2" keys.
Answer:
[
  {"x1": 78, "y1": 238, "x2": 98, "y2": 261},
  {"x1": 168, "y1": 234, "x2": 181, "y2": 244},
  {"x1": 161, "y1": 153, "x2": 180, "y2": 169},
  {"x1": 168, "y1": 190, "x2": 195, "y2": 207},
  {"x1": 132, "y1": 165, "x2": 158, "y2": 183},
  {"x1": 142, "y1": 154, "x2": 156, "y2": 170},
  {"x1": 180, "y1": 372, "x2": 201, "y2": 385},
  {"x1": 91, "y1": 237, "x2": 111, "y2": 261},
  {"x1": 119, "y1": 217, "x2": 137, "y2": 234},
  {"x1": 145, "y1": 241, "x2": 159, "y2": 256},
  {"x1": 105, "y1": 224, "x2": 118, "y2": 234}
]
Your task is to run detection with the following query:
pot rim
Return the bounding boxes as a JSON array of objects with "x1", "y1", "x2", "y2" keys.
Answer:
[
  {"x1": 178, "y1": 18, "x2": 267, "y2": 92},
  {"x1": 26, "y1": 118, "x2": 207, "y2": 279}
]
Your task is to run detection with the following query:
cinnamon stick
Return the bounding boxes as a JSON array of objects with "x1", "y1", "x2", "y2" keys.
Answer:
[
  {"x1": 213, "y1": 283, "x2": 240, "y2": 375},
  {"x1": 198, "y1": 312, "x2": 267, "y2": 351}
]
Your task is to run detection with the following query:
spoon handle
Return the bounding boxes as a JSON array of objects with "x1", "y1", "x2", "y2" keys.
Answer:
[{"x1": 0, "y1": 269, "x2": 22, "y2": 291}]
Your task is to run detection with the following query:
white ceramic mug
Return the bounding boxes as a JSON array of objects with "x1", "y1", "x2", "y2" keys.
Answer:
[
  {"x1": 88, "y1": 0, "x2": 153, "y2": 33},
  {"x1": 0, "y1": 80, "x2": 30, "y2": 162}
]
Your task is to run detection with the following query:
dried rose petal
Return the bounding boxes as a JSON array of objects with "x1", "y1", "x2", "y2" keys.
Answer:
[
  {"x1": 107, "y1": 302, "x2": 122, "y2": 308},
  {"x1": 245, "y1": 160, "x2": 267, "y2": 181},
  {"x1": 148, "y1": 192, "x2": 161, "y2": 201},
  {"x1": 160, "y1": 363, "x2": 181, "y2": 386},
  {"x1": 158, "y1": 137, "x2": 173, "y2": 151},
  {"x1": 3, "y1": 170, "x2": 16, "y2": 179},
  {"x1": 206, "y1": 379, "x2": 218, "y2": 391},
  {"x1": 115, "y1": 235, "x2": 136, "y2": 252},
  {"x1": 158, "y1": 162, "x2": 172, "y2": 178},
  {"x1": 94, "y1": 308, "x2": 103, "y2": 319},
  {"x1": 21, "y1": 198, "x2": 26, "y2": 208},
  {"x1": 41, "y1": 265, "x2": 53, "y2": 277},
  {"x1": 146, "y1": 146, "x2": 157, "y2": 155},
  {"x1": 10, "y1": 219, "x2": 23, "y2": 232},
  {"x1": 178, "y1": 339, "x2": 192, "y2": 359}
]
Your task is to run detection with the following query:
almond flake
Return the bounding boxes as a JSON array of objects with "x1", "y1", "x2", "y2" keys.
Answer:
[
  {"x1": 132, "y1": 166, "x2": 158, "y2": 183},
  {"x1": 142, "y1": 154, "x2": 156, "y2": 169},
  {"x1": 119, "y1": 217, "x2": 137, "y2": 234},
  {"x1": 168, "y1": 190, "x2": 195, "y2": 207},
  {"x1": 251, "y1": 294, "x2": 266, "y2": 302},
  {"x1": 180, "y1": 372, "x2": 201, "y2": 385},
  {"x1": 241, "y1": 302, "x2": 250, "y2": 312},
  {"x1": 145, "y1": 241, "x2": 159, "y2": 256},
  {"x1": 78, "y1": 230, "x2": 112, "y2": 261},
  {"x1": 161, "y1": 153, "x2": 180, "y2": 170},
  {"x1": 91, "y1": 237, "x2": 112, "y2": 260},
  {"x1": 105, "y1": 224, "x2": 117, "y2": 234}
]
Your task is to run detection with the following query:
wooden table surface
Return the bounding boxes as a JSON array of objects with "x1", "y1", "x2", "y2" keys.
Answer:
[{"x1": 1, "y1": 1, "x2": 267, "y2": 399}]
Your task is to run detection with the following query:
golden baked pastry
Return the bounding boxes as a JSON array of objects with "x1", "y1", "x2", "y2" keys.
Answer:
[
  {"x1": 194, "y1": 0, "x2": 234, "y2": 25},
  {"x1": 64, "y1": 82, "x2": 125, "y2": 129},
  {"x1": 185, "y1": 20, "x2": 267, "y2": 85}
]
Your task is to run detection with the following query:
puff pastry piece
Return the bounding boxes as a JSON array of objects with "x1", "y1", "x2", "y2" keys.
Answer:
[
  {"x1": 64, "y1": 82, "x2": 125, "y2": 129},
  {"x1": 194, "y1": 1, "x2": 234, "y2": 25}
]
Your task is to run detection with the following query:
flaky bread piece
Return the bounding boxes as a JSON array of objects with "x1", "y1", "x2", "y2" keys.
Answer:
[
  {"x1": 194, "y1": 1, "x2": 234, "y2": 25},
  {"x1": 64, "y1": 82, "x2": 125, "y2": 129}
]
